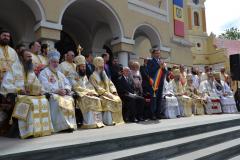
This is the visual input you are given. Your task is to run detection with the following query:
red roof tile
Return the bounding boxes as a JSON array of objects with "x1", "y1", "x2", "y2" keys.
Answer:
[{"x1": 214, "y1": 38, "x2": 240, "y2": 56}]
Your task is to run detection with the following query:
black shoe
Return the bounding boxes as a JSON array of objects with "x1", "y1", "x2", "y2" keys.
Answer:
[
  {"x1": 65, "y1": 128, "x2": 74, "y2": 133},
  {"x1": 134, "y1": 118, "x2": 139, "y2": 123},
  {"x1": 138, "y1": 117, "x2": 145, "y2": 121},
  {"x1": 156, "y1": 115, "x2": 161, "y2": 120},
  {"x1": 130, "y1": 118, "x2": 139, "y2": 123},
  {"x1": 150, "y1": 116, "x2": 157, "y2": 120}
]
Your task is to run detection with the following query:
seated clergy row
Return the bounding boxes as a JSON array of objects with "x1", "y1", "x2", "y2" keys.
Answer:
[
  {"x1": 0, "y1": 49, "x2": 237, "y2": 139},
  {"x1": 0, "y1": 49, "x2": 123, "y2": 139},
  {"x1": 161, "y1": 68, "x2": 238, "y2": 119}
]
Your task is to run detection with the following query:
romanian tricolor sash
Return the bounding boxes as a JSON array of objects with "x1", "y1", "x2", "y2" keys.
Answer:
[{"x1": 150, "y1": 67, "x2": 164, "y2": 97}]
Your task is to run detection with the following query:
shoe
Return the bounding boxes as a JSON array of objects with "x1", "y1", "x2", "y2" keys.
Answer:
[
  {"x1": 64, "y1": 128, "x2": 74, "y2": 133},
  {"x1": 138, "y1": 117, "x2": 145, "y2": 121},
  {"x1": 134, "y1": 118, "x2": 139, "y2": 123},
  {"x1": 156, "y1": 116, "x2": 161, "y2": 120},
  {"x1": 130, "y1": 118, "x2": 139, "y2": 123},
  {"x1": 150, "y1": 116, "x2": 157, "y2": 120}
]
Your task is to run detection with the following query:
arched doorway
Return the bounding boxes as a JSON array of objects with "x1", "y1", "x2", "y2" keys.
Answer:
[
  {"x1": 132, "y1": 24, "x2": 162, "y2": 63},
  {"x1": 0, "y1": 0, "x2": 43, "y2": 46},
  {"x1": 58, "y1": 0, "x2": 123, "y2": 58},
  {"x1": 55, "y1": 31, "x2": 77, "y2": 61}
]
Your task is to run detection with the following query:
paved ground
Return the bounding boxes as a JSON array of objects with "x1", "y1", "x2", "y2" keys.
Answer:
[{"x1": 0, "y1": 114, "x2": 240, "y2": 156}]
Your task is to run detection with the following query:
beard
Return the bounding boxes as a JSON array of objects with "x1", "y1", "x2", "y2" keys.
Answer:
[
  {"x1": 0, "y1": 38, "x2": 9, "y2": 46},
  {"x1": 78, "y1": 70, "x2": 86, "y2": 77},
  {"x1": 192, "y1": 71, "x2": 197, "y2": 75},
  {"x1": 23, "y1": 60, "x2": 33, "y2": 73},
  {"x1": 99, "y1": 71, "x2": 105, "y2": 82}
]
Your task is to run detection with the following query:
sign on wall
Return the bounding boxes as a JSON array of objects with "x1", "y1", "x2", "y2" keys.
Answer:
[{"x1": 173, "y1": 0, "x2": 184, "y2": 37}]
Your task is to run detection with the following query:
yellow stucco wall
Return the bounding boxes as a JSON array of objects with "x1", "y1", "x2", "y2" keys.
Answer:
[
  {"x1": 35, "y1": 0, "x2": 225, "y2": 68},
  {"x1": 39, "y1": 0, "x2": 69, "y2": 23},
  {"x1": 140, "y1": 0, "x2": 160, "y2": 6}
]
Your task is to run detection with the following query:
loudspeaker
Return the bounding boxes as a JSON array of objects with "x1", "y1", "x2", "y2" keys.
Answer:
[{"x1": 230, "y1": 54, "x2": 240, "y2": 80}]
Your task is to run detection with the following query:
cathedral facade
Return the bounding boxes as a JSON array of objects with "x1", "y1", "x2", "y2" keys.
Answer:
[{"x1": 0, "y1": 0, "x2": 227, "y2": 69}]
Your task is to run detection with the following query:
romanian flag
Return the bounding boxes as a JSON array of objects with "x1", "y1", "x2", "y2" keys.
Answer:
[{"x1": 173, "y1": 0, "x2": 184, "y2": 37}]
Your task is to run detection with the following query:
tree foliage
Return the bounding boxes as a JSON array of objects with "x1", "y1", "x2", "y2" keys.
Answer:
[{"x1": 219, "y1": 27, "x2": 240, "y2": 40}]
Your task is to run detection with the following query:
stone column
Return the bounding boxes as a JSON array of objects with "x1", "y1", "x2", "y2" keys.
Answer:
[
  {"x1": 118, "y1": 52, "x2": 128, "y2": 67},
  {"x1": 34, "y1": 22, "x2": 61, "y2": 50},
  {"x1": 111, "y1": 38, "x2": 135, "y2": 67}
]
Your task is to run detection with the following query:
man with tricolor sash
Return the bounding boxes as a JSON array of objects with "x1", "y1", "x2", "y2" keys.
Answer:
[
  {"x1": 0, "y1": 49, "x2": 53, "y2": 138},
  {"x1": 147, "y1": 47, "x2": 168, "y2": 120}
]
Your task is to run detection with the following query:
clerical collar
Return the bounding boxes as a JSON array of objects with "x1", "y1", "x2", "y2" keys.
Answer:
[{"x1": 66, "y1": 61, "x2": 73, "y2": 64}]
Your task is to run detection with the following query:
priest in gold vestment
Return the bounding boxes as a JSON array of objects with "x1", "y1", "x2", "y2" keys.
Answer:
[
  {"x1": 29, "y1": 41, "x2": 48, "y2": 75},
  {"x1": 0, "y1": 29, "x2": 19, "y2": 84},
  {"x1": 69, "y1": 55, "x2": 104, "y2": 128},
  {"x1": 39, "y1": 50, "x2": 77, "y2": 132},
  {"x1": 199, "y1": 72, "x2": 222, "y2": 114},
  {"x1": 184, "y1": 74, "x2": 205, "y2": 115},
  {"x1": 89, "y1": 57, "x2": 123, "y2": 125},
  {"x1": 59, "y1": 50, "x2": 76, "y2": 81},
  {"x1": 30, "y1": 41, "x2": 48, "y2": 66},
  {"x1": 0, "y1": 49, "x2": 53, "y2": 139},
  {"x1": 167, "y1": 69, "x2": 193, "y2": 117}
]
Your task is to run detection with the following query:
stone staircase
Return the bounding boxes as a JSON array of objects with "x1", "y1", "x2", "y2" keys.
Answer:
[{"x1": 1, "y1": 114, "x2": 240, "y2": 160}]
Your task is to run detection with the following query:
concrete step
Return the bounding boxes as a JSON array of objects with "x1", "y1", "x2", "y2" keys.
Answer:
[
  {"x1": 1, "y1": 115, "x2": 240, "y2": 160},
  {"x1": 229, "y1": 154, "x2": 240, "y2": 160},
  {"x1": 77, "y1": 126, "x2": 240, "y2": 160},
  {"x1": 169, "y1": 138, "x2": 240, "y2": 160}
]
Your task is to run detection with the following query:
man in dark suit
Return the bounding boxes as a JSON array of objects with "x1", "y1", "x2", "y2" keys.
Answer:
[
  {"x1": 102, "y1": 53, "x2": 111, "y2": 79},
  {"x1": 117, "y1": 67, "x2": 145, "y2": 122},
  {"x1": 85, "y1": 53, "x2": 95, "y2": 78},
  {"x1": 111, "y1": 58, "x2": 122, "y2": 85},
  {"x1": 140, "y1": 58, "x2": 151, "y2": 95},
  {"x1": 147, "y1": 47, "x2": 167, "y2": 120}
]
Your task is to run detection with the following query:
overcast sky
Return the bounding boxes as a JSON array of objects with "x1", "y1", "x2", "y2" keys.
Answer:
[{"x1": 205, "y1": 0, "x2": 240, "y2": 36}]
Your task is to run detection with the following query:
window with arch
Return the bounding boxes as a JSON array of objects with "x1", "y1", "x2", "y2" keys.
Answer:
[{"x1": 194, "y1": 11, "x2": 200, "y2": 26}]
